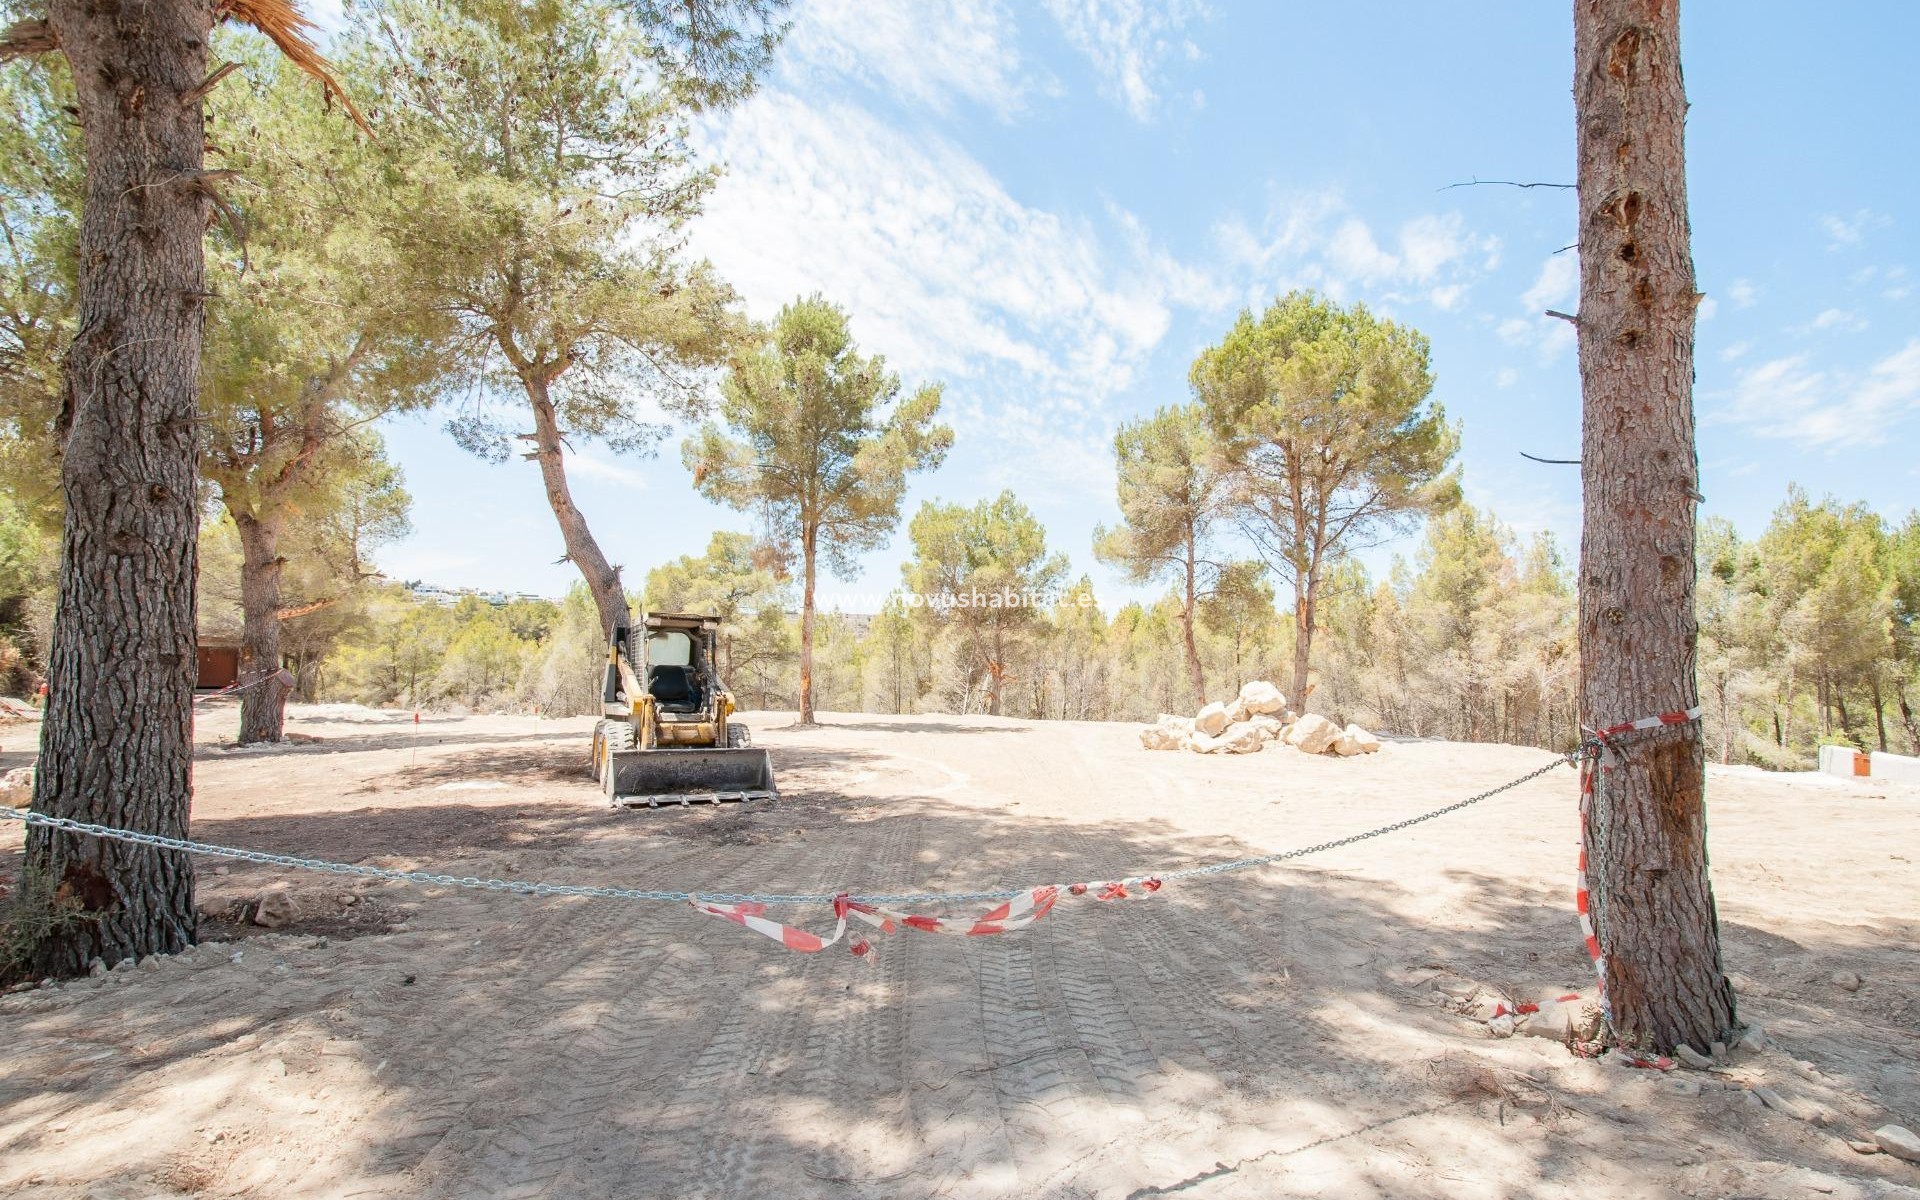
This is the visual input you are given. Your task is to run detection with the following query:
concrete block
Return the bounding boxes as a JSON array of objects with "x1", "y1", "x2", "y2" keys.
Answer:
[
  {"x1": 1869, "y1": 750, "x2": 1920, "y2": 784},
  {"x1": 1817, "y1": 744, "x2": 1869, "y2": 778}
]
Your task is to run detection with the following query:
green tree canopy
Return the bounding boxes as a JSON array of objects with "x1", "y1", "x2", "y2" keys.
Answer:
[
  {"x1": 1191, "y1": 290, "x2": 1459, "y2": 707},
  {"x1": 1093, "y1": 403, "x2": 1227, "y2": 708},
  {"x1": 685, "y1": 294, "x2": 950, "y2": 722},
  {"x1": 352, "y1": 0, "x2": 772, "y2": 638},
  {"x1": 201, "y1": 45, "x2": 453, "y2": 741},
  {"x1": 903, "y1": 491, "x2": 1066, "y2": 716}
]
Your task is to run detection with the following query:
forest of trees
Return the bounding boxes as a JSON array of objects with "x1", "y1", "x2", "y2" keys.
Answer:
[{"x1": 171, "y1": 478, "x2": 1918, "y2": 771}]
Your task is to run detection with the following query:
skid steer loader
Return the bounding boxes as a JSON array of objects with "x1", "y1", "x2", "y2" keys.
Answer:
[{"x1": 589, "y1": 611, "x2": 778, "y2": 808}]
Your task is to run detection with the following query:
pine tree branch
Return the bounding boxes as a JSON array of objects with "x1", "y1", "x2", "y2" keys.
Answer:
[{"x1": 1440, "y1": 177, "x2": 1577, "y2": 191}]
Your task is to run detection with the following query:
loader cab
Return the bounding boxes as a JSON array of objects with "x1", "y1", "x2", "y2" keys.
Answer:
[
  {"x1": 644, "y1": 627, "x2": 702, "y2": 714},
  {"x1": 639, "y1": 614, "x2": 721, "y2": 718}
]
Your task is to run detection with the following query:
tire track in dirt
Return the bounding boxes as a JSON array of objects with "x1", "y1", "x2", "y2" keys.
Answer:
[
  {"x1": 348, "y1": 834, "x2": 786, "y2": 1195},
  {"x1": 618, "y1": 824, "x2": 887, "y2": 1200}
]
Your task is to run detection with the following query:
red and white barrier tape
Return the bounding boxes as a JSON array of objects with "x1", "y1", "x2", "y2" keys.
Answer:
[
  {"x1": 1560, "y1": 703, "x2": 1702, "y2": 1068},
  {"x1": 691, "y1": 877, "x2": 1162, "y2": 957},
  {"x1": 1586, "y1": 704, "x2": 1703, "y2": 740}
]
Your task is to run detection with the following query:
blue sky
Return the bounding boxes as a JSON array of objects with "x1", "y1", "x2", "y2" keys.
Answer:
[{"x1": 351, "y1": 0, "x2": 1920, "y2": 610}]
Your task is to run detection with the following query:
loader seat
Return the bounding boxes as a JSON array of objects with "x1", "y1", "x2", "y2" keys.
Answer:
[{"x1": 647, "y1": 665, "x2": 701, "y2": 713}]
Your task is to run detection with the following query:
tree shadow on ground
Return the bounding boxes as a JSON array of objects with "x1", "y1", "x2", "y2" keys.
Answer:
[
  {"x1": 804, "y1": 716, "x2": 1036, "y2": 736},
  {"x1": 4, "y1": 785, "x2": 1915, "y2": 1199},
  {"x1": 191, "y1": 728, "x2": 574, "y2": 762}
]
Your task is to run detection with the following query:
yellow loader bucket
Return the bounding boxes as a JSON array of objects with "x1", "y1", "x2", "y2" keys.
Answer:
[{"x1": 603, "y1": 747, "x2": 778, "y2": 808}]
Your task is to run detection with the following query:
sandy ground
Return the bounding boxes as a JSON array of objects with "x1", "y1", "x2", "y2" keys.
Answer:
[{"x1": 1, "y1": 702, "x2": 1917, "y2": 1200}]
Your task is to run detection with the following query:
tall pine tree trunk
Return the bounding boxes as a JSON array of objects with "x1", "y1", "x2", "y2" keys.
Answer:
[
  {"x1": 525, "y1": 376, "x2": 626, "y2": 640},
  {"x1": 232, "y1": 512, "x2": 290, "y2": 744},
  {"x1": 798, "y1": 525, "x2": 817, "y2": 724},
  {"x1": 1289, "y1": 569, "x2": 1315, "y2": 709},
  {"x1": 1181, "y1": 535, "x2": 1205, "y2": 706},
  {"x1": 24, "y1": 0, "x2": 212, "y2": 975},
  {"x1": 1573, "y1": 0, "x2": 1735, "y2": 1052}
]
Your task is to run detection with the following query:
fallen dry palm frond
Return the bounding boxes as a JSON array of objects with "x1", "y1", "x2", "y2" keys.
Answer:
[{"x1": 217, "y1": 0, "x2": 369, "y2": 133}]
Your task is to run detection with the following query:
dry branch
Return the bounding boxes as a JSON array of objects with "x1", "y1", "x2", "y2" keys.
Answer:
[{"x1": 217, "y1": 0, "x2": 369, "y2": 132}]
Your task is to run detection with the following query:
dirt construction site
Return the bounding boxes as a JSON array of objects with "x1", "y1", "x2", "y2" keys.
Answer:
[{"x1": 2, "y1": 704, "x2": 1918, "y2": 1200}]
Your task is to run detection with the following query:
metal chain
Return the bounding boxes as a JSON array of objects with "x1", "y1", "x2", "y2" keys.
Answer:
[
  {"x1": 0, "y1": 748, "x2": 1586, "y2": 909},
  {"x1": 192, "y1": 670, "x2": 282, "y2": 706}
]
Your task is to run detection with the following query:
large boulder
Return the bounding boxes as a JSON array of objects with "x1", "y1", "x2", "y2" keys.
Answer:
[
  {"x1": 1224, "y1": 698, "x2": 1250, "y2": 725},
  {"x1": 1140, "y1": 713, "x2": 1194, "y2": 750},
  {"x1": 1334, "y1": 723, "x2": 1382, "y2": 755},
  {"x1": 1218, "y1": 721, "x2": 1266, "y2": 754},
  {"x1": 0, "y1": 766, "x2": 32, "y2": 802},
  {"x1": 1286, "y1": 712, "x2": 1341, "y2": 755},
  {"x1": 1247, "y1": 713, "x2": 1287, "y2": 741},
  {"x1": 1238, "y1": 681, "x2": 1287, "y2": 715},
  {"x1": 1140, "y1": 724, "x2": 1183, "y2": 750},
  {"x1": 1186, "y1": 731, "x2": 1228, "y2": 754},
  {"x1": 1193, "y1": 702, "x2": 1231, "y2": 736}
]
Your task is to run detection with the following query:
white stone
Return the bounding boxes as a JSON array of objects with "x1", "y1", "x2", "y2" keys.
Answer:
[
  {"x1": 1673, "y1": 1044, "x2": 1713, "y2": 1070},
  {"x1": 1218, "y1": 722, "x2": 1265, "y2": 755},
  {"x1": 1286, "y1": 713, "x2": 1341, "y2": 755},
  {"x1": 1224, "y1": 698, "x2": 1250, "y2": 725},
  {"x1": 1140, "y1": 714, "x2": 1195, "y2": 750},
  {"x1": 253, "y1": 888, "x2": 297, "y2": 929},
  {"x1": 1247, "y1": 714, "x2": 1286, "y2": 741},
  {"x1": 1193, "y1": 702, "x2": 1230, "y2": 737},
  {"x1": 1831, "y1": 970, "x2": 1862, "y2": 992},
  {"x1": 1139, "y1": 724, "x2": 1183, "y2": 750},
  {"x1": 1515, "y1": 1004, "x2": 1576, "y2": 1041},
  {"x1": 1342, "y1": 724, "x2": 1382, "y2": 754},
  {"x1": 1875, "y1": 1124, "x2": 1920, "y2": 1163},
  {"x1": 1186, "y1": 732, "x2": 1227, "y2": 754},
  {"x1": 1238, "y1": 681, "x2": 1287, "y2": 714}
]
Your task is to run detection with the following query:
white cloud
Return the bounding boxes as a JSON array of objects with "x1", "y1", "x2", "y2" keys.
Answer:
[
  {"x1": 689, "y1": 91, "x2": 1214, "y2": 409},
  {"x1": 569, "y1": 448, "x2": 652, "y2": 489},
  {"x1": 1718, "y1": 340, "x2": 1920, "y2": 447},
  {"x1": 1727, "y1": 278, "x2": 1760, "y2": 308},
  {"x1": 1697, "y1": 296, "x2": 1717, "y2": 320},
  {"x1": 784, "y1": 0, "x2": 1039, "y2": 120},
  {"x1": 1326, "y1": 217, "x2": 1400, "y2": 283},
  {"x1": 1042, "y1": 0, "x2": 1208, "y2": 120},
  {"x1": 1216, "y1": 196, "x2": 1489, "y2": 312},
  {"x1": 1819, "y1": 209, "x2": 1890, "y2": 250},
  {"x1": 1852, "y1": 264, "x2": 1913, "y2": 301},
  {"x1": 1521, "y1": 253, "x2": 1578, "y2": 313},
  {"x1": 1720, "y1": 340, "x2": 1752, "y2": 362},
  {"x1": 1494, "y1": 367, "x2": 1518, "y2": 388},
  {"x1": 1806, "y1": 307, "x2": 1868, "y2": 333}
]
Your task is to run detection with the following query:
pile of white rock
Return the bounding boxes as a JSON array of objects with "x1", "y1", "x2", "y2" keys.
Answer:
[{"x1": 1138, "y1": 681, "x2": 1381, "y2": 757}]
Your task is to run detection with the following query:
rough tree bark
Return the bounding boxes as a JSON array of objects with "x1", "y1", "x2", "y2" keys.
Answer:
[
  {"x1": 1289, "y1": 562, "x2": 1316, "y2": 710},
  {"x1": 1573, "y1": 0, "x2": 1736, "y2": 1052},
  {"x1": 524, "y1": 374, "x2": 627, "y2": 640},
  {"x1": 1180, "y1": 533, "x2": 1205, "y2": 707},
  {"x1": 22, "y1": 0, "x2": 212, "y2": 975},
  {"x1": 798, "y1": 525, "x2": 817, "y2": 724},
  {"x1": 232, "y1": 512, "x2": 291, "y2": 743}
]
